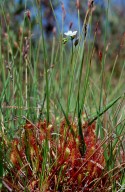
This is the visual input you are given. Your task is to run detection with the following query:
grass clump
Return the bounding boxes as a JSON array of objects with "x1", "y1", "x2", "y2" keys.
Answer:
[{"x1": 1, "y1": 0, "x2": 125, "y2": 191}]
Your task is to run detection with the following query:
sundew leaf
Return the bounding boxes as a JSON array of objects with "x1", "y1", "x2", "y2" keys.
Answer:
[{"x1": 88, "y1": 95, "x2": 122, "y2": 125}]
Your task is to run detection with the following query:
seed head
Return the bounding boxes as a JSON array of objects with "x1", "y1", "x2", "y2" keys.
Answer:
[{"x1": 76, "y1": 0, "x2": 80, "y2": 9}]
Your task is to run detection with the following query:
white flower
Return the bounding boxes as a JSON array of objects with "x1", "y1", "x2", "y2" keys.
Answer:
[{"x1": 64, "y1": 30, "x2": 77, "y2": 38}]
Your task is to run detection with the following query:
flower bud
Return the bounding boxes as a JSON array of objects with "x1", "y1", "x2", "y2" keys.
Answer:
[
  {"x1": 47, "y1": 124, "x2": 53, "y2": 131},
  {"x1": 64, "y1": 147, "x2": 70, "y2": 159},
  {"x1": 77, "y1": 174, "x2": 82, "y2": 185},
  {"x1": 76, "y1": 0, "x2": 80, "y2": 9}
]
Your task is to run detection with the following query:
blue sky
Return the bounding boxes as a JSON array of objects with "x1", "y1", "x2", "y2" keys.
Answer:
[{"x1": 14, "y1": 0, "x2": 124, "y2": 34}]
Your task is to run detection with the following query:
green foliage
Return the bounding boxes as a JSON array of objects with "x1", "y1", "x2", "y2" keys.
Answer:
[{"x1": 0, "y1": 0, "x2": 125, "y2": 191}]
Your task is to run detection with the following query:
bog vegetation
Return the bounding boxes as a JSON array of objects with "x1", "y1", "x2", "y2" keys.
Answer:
[{"x1": 0, "y1": 0, "x2": 125, "y2": 191}]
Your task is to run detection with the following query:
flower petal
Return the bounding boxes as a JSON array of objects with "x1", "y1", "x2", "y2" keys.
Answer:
[
  {"x1": 64, "y1": 30, "x2": 73, "y2": 36},
  {"x1": 64, "y1": 30, "x2": 77, "y2": 37}
]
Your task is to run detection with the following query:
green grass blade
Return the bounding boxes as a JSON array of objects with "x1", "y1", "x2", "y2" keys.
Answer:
[
  {"x1": 57, "y1": 97, "x2": 75, "y2": 138},
  {"x1": 88, "y1": 95, "x2": 122, "y2": 125},
  {"x1": 77, "y1": 93, "x2": 86, "y2": 156}
]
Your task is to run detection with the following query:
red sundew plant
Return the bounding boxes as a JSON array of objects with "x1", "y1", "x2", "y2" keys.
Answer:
[
  {"x1": 2, "y1": 118, "x2": 108, "y2": 192},
  {"x1": 2, "y1": 118, "x2": 122, "y2": 191},
  {"x1": 2, "y1": 118, "x2": 125, "y2": 192}
]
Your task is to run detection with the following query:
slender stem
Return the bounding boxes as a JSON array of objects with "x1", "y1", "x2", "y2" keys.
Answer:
[
  {"x1": 25, "y1": 59, "x2": 28, "y2": 109},
  {"x1": 36, "y1": 1, "x2": 49, "y2": 124},
  {"x1": 67, "y1": 38, "x2": 74, "y2": 115}
]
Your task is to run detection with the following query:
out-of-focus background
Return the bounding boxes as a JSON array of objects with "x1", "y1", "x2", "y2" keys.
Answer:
[{"x1": 1, "y1": 0, "x2": 125, "y2": 72}]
